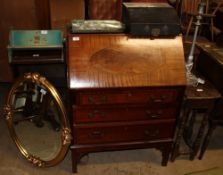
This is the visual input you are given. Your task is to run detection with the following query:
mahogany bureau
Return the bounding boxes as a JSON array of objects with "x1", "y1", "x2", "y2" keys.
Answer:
[{"x1": 67, "y1": 33, "x2": 186, "y2": 172}]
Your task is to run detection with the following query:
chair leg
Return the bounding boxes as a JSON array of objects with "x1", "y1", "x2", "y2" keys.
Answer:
[
  {"x1": 210, "y1": 18, "x2": 214, "y2": 41},
  {"x1": 186, "y1": 16, "x2": 193, "y2": 37},
  {"x1": 198, "y1": 122, "x2": 217, "y2": 160}
]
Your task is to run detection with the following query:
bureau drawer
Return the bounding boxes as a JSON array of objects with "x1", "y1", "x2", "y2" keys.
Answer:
[
  {"x1": 73, "y1": 105, "x2": 177, "y2": 123},
  {"x1": 74, "y1": 120, "x2": 175, "y2": 144},
  {"x1": 77, "y1": 89, "x2": 179, "y2": 105}
]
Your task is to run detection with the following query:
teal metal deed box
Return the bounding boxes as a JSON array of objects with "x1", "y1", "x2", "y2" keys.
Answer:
[{"x1": 8, "y1": 30, "x2": 64, "y2": 64}]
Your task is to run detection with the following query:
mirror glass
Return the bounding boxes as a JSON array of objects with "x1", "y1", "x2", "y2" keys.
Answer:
[
  {"x1": 4, "y1": 73, "x2": 71, "y2": 167},
  {"x1": 12, "y1": 82, "x2": 62, "y2": 161}
]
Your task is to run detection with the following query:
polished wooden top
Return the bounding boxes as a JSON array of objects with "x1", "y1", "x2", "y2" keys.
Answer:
[
  {"x1": 186, "y1": 80, "x2": 221, "y2": 100},
  {"x1": 68, "y1": 34, "x2": 186, "y2": 89},
  {"x1": 196, "y1": 43, "x2": 223, "y2": 66}
]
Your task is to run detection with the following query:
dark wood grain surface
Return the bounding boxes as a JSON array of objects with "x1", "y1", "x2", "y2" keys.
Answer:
[{"x1": 68, "y1": 34, "x2": 186, "y2": 89}]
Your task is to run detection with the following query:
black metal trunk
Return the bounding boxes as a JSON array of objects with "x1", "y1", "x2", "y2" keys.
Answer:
[{"x1": 122, "y1": 3, "x2": 181, "y2": 37}]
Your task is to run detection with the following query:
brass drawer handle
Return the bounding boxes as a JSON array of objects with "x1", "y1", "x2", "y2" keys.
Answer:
[
  {"x1": 91, "y1": 131, "x2": 103, "y2": 137},
  {"x1": 100, "y1": 96, "x2": 107, "y2": 103},
  {"x1": 144, "y1": 130, "x2": 150, "y2": 136},
  {"x1": 145, "y1": 110, "x2": 162, "y2": 119},
  {"x1": 32, "y1": 54, "x2": 40, "y2": 57},
  {"x1": 88, "y1": 96, "x2": 94, "y2": 104},
  {"x1": 127, "y1": 92, "x2": 133, "y2": 97},
  {"x1": 88, "y1": 113, "x2": 94, "y2": 118},
  {"x1": 88, "y1": 110, "x2": 106, "y2": 118},
  {"x1": 144, "y1": 129, "x2": 160, "y2": 137},
  {"x1": 151, "y1": 95, "x2": 167, "y2": 103},
  {"x1": 87, "y1": 96, "x2": 107, "y2": 104},
  {"x1": 151, "y1": 129, "x2": 160, "y2": 137}
]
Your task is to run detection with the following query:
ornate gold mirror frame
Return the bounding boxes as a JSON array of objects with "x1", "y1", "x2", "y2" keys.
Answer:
[{"x1": 3, "y1": 72, "x2": 72, "y2": 167}]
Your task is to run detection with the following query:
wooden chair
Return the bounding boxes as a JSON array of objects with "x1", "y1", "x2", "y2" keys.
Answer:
[{"x1": 185, "y1": 0, "x2": 223, "y2": 41}]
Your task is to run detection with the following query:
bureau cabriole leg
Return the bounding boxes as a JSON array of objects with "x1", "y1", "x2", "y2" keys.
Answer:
[
  {"x1": 71, "y1": 150, "x2": 81, "y2": 173},
  {"x1": 161, "y1": 144, "x2": 171, "y2": 166}
]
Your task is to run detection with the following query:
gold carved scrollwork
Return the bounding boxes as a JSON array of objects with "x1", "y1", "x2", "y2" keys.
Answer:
[
  {"x1": 26, "y1": 154, "x2": 45, "y2": 167},
  {"x1": 3, "y1": 105, "x2": 12, "y2": 121},
  {"x1": 23, "y1": 72, "x2": 46, "y2": 86},
  {"x1": 62, "y1": 128, "x2": 72, "y2": 146}
]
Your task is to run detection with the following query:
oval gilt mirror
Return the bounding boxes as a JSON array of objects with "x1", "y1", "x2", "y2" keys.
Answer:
[{"x1": 3, "y1": 73, "x2": 71, "y2": 167}]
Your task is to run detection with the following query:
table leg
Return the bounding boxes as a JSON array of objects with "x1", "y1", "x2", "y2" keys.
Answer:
[
  {"x1": 198, "y1": 122, "x2": 216, "y2": 159},
  {"x1": 171, "y1": 104, "x2": 190, "y2": 161},
  {"x1": 189, "y1": 110, "x2": 211, "y2": 160}
]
